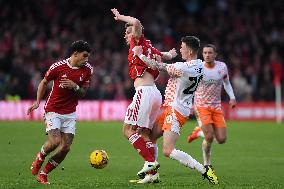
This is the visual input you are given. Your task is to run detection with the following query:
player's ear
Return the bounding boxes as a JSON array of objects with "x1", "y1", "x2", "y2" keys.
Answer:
[
  {"x1": 73, "y1": 51, "x2": 79, "y2": 57},
  {"x1": 189, "y1": 48, "x2": 193, "y2": 56}
]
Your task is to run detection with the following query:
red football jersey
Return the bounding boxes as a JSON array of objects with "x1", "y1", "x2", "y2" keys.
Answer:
[
  {"x1": 44, "y1": 58, "x2": 93, "y2": 114},
  {"x1": 128, "y1": 35, "x2": 162, "y2": 80}
]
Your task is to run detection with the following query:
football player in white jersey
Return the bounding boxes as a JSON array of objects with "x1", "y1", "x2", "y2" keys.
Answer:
[
  {"x1": 187, "y1": 44, "x2": 236, "y2": 169},
  {"x1": 132, "y1": 36, "x2": 218, "y2": 185}
]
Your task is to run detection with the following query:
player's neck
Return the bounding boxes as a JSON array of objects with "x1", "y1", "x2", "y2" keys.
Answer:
[
  {"x1": 186, "y1": 56, "x2": 197, "y2": 62},
  {"x1": 69, "y1": 57, "x2": 79, "y2": 68},
  {"x1": 205, "y1": 61, "x2": 215, "y2": 68}
]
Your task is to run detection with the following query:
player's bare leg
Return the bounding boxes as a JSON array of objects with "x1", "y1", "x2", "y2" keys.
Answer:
[
  {"x1": 49, "y1": 133, "x2": 74, "y2": 164},
  {"x1": 123, "y1": 124, "x2": 137, "y2": 139},
  {"x1": 31, "y1": 129, "x2": 61, "y2": 176},
  {"x1": 150, "y1": 123, "x2": 163, "y2": 143},
  {"x1": 202, "y1": 140, "x2": 212, "y2": 166},
  {"x1": 214, "y1": 127, "x2": 227, "y2": 144},
  {"x1": 37, "y1": 132, "x2": 74, "y2": 185},
  {"x1": 201, "y1": 125, "x2": 214, "y2": 165}
]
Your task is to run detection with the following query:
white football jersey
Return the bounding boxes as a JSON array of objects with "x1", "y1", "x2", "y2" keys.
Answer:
[
  {"x1": 164, "y1": 59, "x2": 203, "y2": 116},
  {"x1": 194, "y1": 60, "x2": 228, "y2": 110}
]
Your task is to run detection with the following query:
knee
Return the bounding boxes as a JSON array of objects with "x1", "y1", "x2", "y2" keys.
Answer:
[
  {"x1": 123, "y1": 130, "x2": 130, "y2": 139},
  {"x1": 163, "y1": 147, "x2": 173, "y2": 158},
  {"x1": 123, "y1": 124, "x2": 134, "y2": 139},
  {"x1": 216, "y1": 137, "x2": 226, "y2": 144}
]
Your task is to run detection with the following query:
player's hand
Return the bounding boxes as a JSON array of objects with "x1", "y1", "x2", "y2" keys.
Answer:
[
  {"x1": 229, "y1": 99, "x2": 237, "y2": 109},
  {"x1": 168, "y1": 48, "x2": 177, "y2": 59},
  {"x1": 111, "y1": 8, "x2": 120, "y2": 20},
  {"x1": 132, "y1": 46, "x2": 143, "y2": 56},
  {"x1": 59, "y1": 78, "x2": 77, "y2": 90},
  {"x1": 153, "y1": 54, "x2": 162, "y2": 63},
  {"x1": 27, "y1": 102, "x2": 39, "y2": 115}
]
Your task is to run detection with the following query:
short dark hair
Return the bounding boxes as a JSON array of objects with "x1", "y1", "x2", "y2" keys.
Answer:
[
  {"x1": 181, "y1": 36, "x2": 200, "y2": 54},
  {"x1": 203, "y1": 44, "x2": 217, "y2": 53},
  {"x1": 70, "y1": 40, "x2": 91, "y2": 55}
]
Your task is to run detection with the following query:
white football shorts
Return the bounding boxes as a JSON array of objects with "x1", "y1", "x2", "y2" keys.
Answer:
[
  {"x1": 124, "y1": 85, "x2": 162, "y2": 130},
  {"x1": 44, "y1": 112, "x2": 76, "y2": 135}
]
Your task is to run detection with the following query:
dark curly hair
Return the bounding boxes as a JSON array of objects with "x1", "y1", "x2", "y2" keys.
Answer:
[{"x1": 69, "y1": 40, "x2": 91, "y2": 55}]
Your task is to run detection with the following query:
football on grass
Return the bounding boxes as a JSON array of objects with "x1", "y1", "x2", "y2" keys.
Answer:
[{"x1": 90, "y1": 150, "x2": 109, "y2": 169}]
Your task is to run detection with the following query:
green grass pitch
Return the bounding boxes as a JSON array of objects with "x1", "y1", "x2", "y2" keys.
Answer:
[{"x1": 0, "y1": 121, "x2": 283, "y2": 189}]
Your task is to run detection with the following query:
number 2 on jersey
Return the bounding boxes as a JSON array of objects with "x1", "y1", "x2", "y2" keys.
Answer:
[{"x1": 183, "y1": 75, "x2": 203, "y2": 94}]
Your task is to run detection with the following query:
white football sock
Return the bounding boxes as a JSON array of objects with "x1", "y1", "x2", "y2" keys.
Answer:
[
  {"x1": 154, "y1": 143, "x2": 158, "y2": 160},
  {"x1": 169, "y1": 149, "x2": 205, "y2": 174}
]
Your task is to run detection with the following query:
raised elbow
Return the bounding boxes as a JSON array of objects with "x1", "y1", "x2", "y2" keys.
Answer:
[{"x1": 133, "y1": 19, "x2": 141, "y2": 27}]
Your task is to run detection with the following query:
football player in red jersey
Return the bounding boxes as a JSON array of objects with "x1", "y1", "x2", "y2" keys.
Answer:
[
  {"x1": 27, "y1": 40, "x2": 93, "y2": 185},
  {"x1": 111, "y1": 8, "x2": 177, "y2": 183}
]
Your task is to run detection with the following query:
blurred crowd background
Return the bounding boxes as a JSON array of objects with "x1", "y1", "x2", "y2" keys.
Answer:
[{"x1": 0, "y1": 0, "x2": 283, "y2": 102}]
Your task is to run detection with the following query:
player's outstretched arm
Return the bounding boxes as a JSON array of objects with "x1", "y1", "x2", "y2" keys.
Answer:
[
  {"x1": 27, "y1": 78, "x2": 48, "y2": 115},
  {"x1": 132, "y1": 46, "x2": 167, "y2": 71},
  {"x1": 111, "y1": 8, "x2": 142, "y2": 38},
  {"x1": 162, "y1": 48, "x2": 178, "y2": 60}
]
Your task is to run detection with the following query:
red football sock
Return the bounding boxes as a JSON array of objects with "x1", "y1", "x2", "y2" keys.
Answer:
[
  {"x1": 129, "y1": 133, "x2": 155, "y2": 162},
  {"x1": 41, "y1": 159, "x2": 58, "y2": 175},
  {"x1": 37, "y1": 146, "x2": 47, "y2": 161},
  {"x1": 146, "y1": 141, "x2": 155, "y2": 158},
  {"x1": 146, "y1": 141, "x2": 157, "y2": 174},
  {"x1": 38, "y1": 152, "x2": 46, "y2": 161}
]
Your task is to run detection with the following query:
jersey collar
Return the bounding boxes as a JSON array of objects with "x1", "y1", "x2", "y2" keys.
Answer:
[{"x1": 67, "y1": 58, "x2": 79, "y2": 69}]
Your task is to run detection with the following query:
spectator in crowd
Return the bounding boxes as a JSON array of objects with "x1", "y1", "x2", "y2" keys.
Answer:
[{"x1": 0, "y1": 0, "x2": 283, "y2": 101}]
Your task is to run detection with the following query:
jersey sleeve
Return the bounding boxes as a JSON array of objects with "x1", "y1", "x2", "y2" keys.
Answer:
[
  {"x1": 81, "y1": 77, "x2": 91, "y2": 89},
  {"x1": 166, "y1": 62, "x2": 184, "y2": 77},
  {"x1": 44, "y1": 65, "x2": 58, "y2": 81},
  {"x1": 151, "y1": 46, "x2": 162, "y2": 56},
  {"x1": 223, "y1": 63, "x2": 228, "y2": 79},
  {"x1": 81, "y1": 66, "x2": 93, "y2": 89}
]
